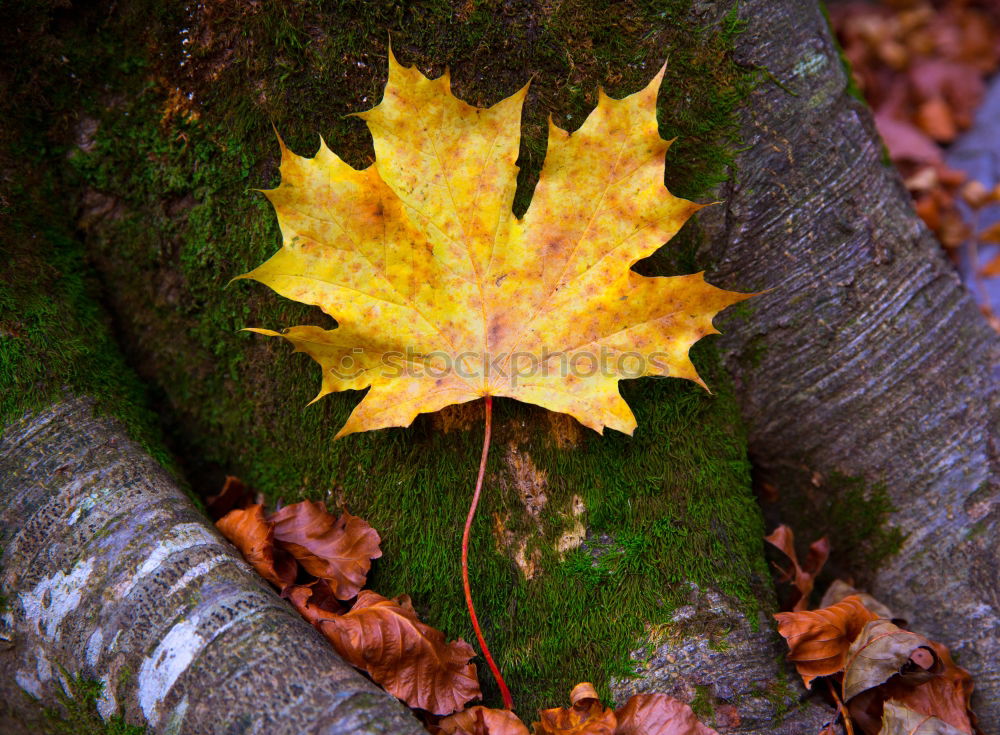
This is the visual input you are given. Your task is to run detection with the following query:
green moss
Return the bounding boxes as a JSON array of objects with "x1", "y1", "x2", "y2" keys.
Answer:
[
  {"x1": 688, "y1": 684, "x2": 714, "y2": 720},
  {"x1": 762, "y1": 660, "x2": 793, "y2": 720},
  {"x1": 658, "y1": 5, "x2": 754, "y2": 200},
  {"x1": 822, "y1": 473, "x2": 906, "y2": 572},
  {"x1": 11, "y1": 0, "x2": 766, "y2": 718},
  {"x1": 117, "y1": 667, "x2": 134, "y2": 690},
  {"x1": 773, "y1": 471, "x2": 906, "y2": 593},
  {"x1": 0, "y1": 2, "x2": 173, "y2": 476},
  {"x1": 42, "y1": 672, "x2": 146, "y2": 735},
  {"x1": 819, "y1": 1, "x2": 865, "y2": 104},
  {"x1": 0, "y1": 177, "x2": 172, "y2": 474}
]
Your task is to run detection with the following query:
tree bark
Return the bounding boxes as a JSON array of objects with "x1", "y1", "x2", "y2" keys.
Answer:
[
  {"x1": 698, "y1": 0, "x2": 1000, "y2": 727},
  {"x1": 0, "y1": 396, "x2": 425, "y2": 735}
]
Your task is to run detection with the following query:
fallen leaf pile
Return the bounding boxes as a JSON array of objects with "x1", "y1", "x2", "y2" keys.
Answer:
[
  {"x1": 212, "y1": 478, "x2": 722, "y2": 733},
  {"x1": 431, "y1": 682, "x2": 722, "y2": 735},
  {"x1": 210, "y1": 476, "x2": 480, "y2": 716},
  {"x1": 831, "y1": 0, "x2": 1000, "y2": 326},
  {"x1": 769, "y1": 534, "x2": 982, "y2": 735}
]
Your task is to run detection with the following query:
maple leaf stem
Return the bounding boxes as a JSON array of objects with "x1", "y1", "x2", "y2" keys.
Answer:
[{"x1": 461, "y1": 394, "x2": 514, "y2": 710}]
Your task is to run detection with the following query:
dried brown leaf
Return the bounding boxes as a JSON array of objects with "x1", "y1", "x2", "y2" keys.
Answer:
[
  {"x1": 270, "y1": 500, "x2": 381, "y2": 599},
  {"x1": 284, "y1": 579, "x2": 344, "y2": 626},
  {"x1": 977, "y1": 221, "x2": 1000, "y2": 246},
  {"x1": 915, "y1": 97, "x2": 957, "y2": 142},
  {"x1": 843, "y1": 619, "x2": 940, "y2": 700},
  {"x1": 216, "y1": 504, "x2": 297, "y2": 589},
  {"x1": 907, "y1": 60, "x2": 984, "y2": 131},
  {"x1": 915, "y1": 193, "x2": 942, "y2": 231},
  {"x1": 878, "y1": 700, "x2": 967, "y2": 735},
  {"x1": 207, "y1": 475, "x2": 252, "y2": 520},
  {"x1": 765, "y1": 524, "x2": 830, "y2": 611},
  {"x1": 615, "y1": 693, "x2": 721, "y2": 735},
  {"x1": 533, "y1": 683, "x2": 616, "y2": 735},
  {"x1": 959, "y1": 180, "x2": 989, "y2": 209},
  {"x1": 440, "y1": 707, "x2": 530, "y2": 735},
  {"x1": 878, "y1": 640, "x2": 975, "y2": 734},
  {"x1": 819, "y1": 579, "x2": 895, "y2": 620},
  {"x1": 875, "y1": 115, "x2": 943, "y2": 166},
  {"x1": 318, "y1": 589, "x2": 480, "y2": 715},
  {"x1": 775, "y1": 595, "x2": 881, "y2": 688}
]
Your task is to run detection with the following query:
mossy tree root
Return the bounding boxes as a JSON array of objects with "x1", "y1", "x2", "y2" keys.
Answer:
[
  {"x1": 699, "y1": 0, "x2": 1000, "y2": 726},
  {"x1": 0, "y1": 397, "x2": 424, "y2": 735}
]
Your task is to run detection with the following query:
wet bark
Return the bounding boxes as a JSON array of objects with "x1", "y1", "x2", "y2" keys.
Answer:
[
  {"x1": 0, "y1": 397, "x2": 424, "y2": 735},
  {"x1": 698, "y1": 0, "x2": 1000, "y2": 727}
]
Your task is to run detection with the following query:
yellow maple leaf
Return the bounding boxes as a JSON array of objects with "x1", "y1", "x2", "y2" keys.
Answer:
[{"x1": 238, "y1": 51, "x2": 750, "y2": 439}]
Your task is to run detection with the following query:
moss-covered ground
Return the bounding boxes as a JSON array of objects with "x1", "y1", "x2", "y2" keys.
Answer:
[
  {"x1": 0, "y1": 1, "x2": 171, "y2": 472},
  {"x1": 1, "y1": 0, "x2": 771, "y2": 718}
]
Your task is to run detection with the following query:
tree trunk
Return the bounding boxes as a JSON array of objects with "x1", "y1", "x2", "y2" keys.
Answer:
[
  {"x1": 698, "y1": 0, "x2": 1000, "y2": 727},
  {"x1": 0, "y1": 396, "x2": 424, "y2": 735}
]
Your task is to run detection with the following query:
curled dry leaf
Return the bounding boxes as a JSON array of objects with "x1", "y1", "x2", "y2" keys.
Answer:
[
  {"x1": 570, "y1": 683, "x2": 600, "y2": 705},
  {"x1": 765, "y1": 524, "x2": 830, "y2": 611},
  {"x1": 270, "y1": 500, "x2": 382, "y2": 599},
  {"x1": 775, "y1": 595, "x2": 880, "y2": 688},
  {"x1": 207, "y1": 475, "x2": 252, "y2": 520},
  {"x1": 533, "y1": 683, "x2": 616, "y2": 735},
  {"x1": 439, "y1": 707, "x2": 530, "y2": 735},
  {"x1": 216, "y1": 504, "x2": 297, "y2": 589},
  {"x1": 615, "y1": 693, "x2": 720, "y2": 735},
  {"x1": 878, "y1": 700, "x2": 967, "y2": 735},
  {"x1": 318, "y1": 589, "x2": 480, "y2": 715},
  {"x1": 871, "y1": 639, "x2": 975, "y2": 735},
  {"x1": 284, "y1": 579, "x2": 344, "y2": 626},
  {"x1": 843, "y1": 619, "x2": 941, "y2": 701},
  {"x1": 819, "y1": 579, "x2": 896, "y2": 621}
]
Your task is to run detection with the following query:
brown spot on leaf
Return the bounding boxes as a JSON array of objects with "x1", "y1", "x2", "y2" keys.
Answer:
[{"x1": 488, "y1": 320, "x2": 504, "y2": 346}]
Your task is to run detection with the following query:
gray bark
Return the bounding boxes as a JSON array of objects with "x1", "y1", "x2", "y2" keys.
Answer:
[
  {"x1": 0, "y1": 396, "x2": 424, "y2": 735},
  {"x1": 611, "y1": 585, "x2": 835, "y2": 735},
  {"x1": 698, "y1": 0, "x2": 1000, "y2": 727}
]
